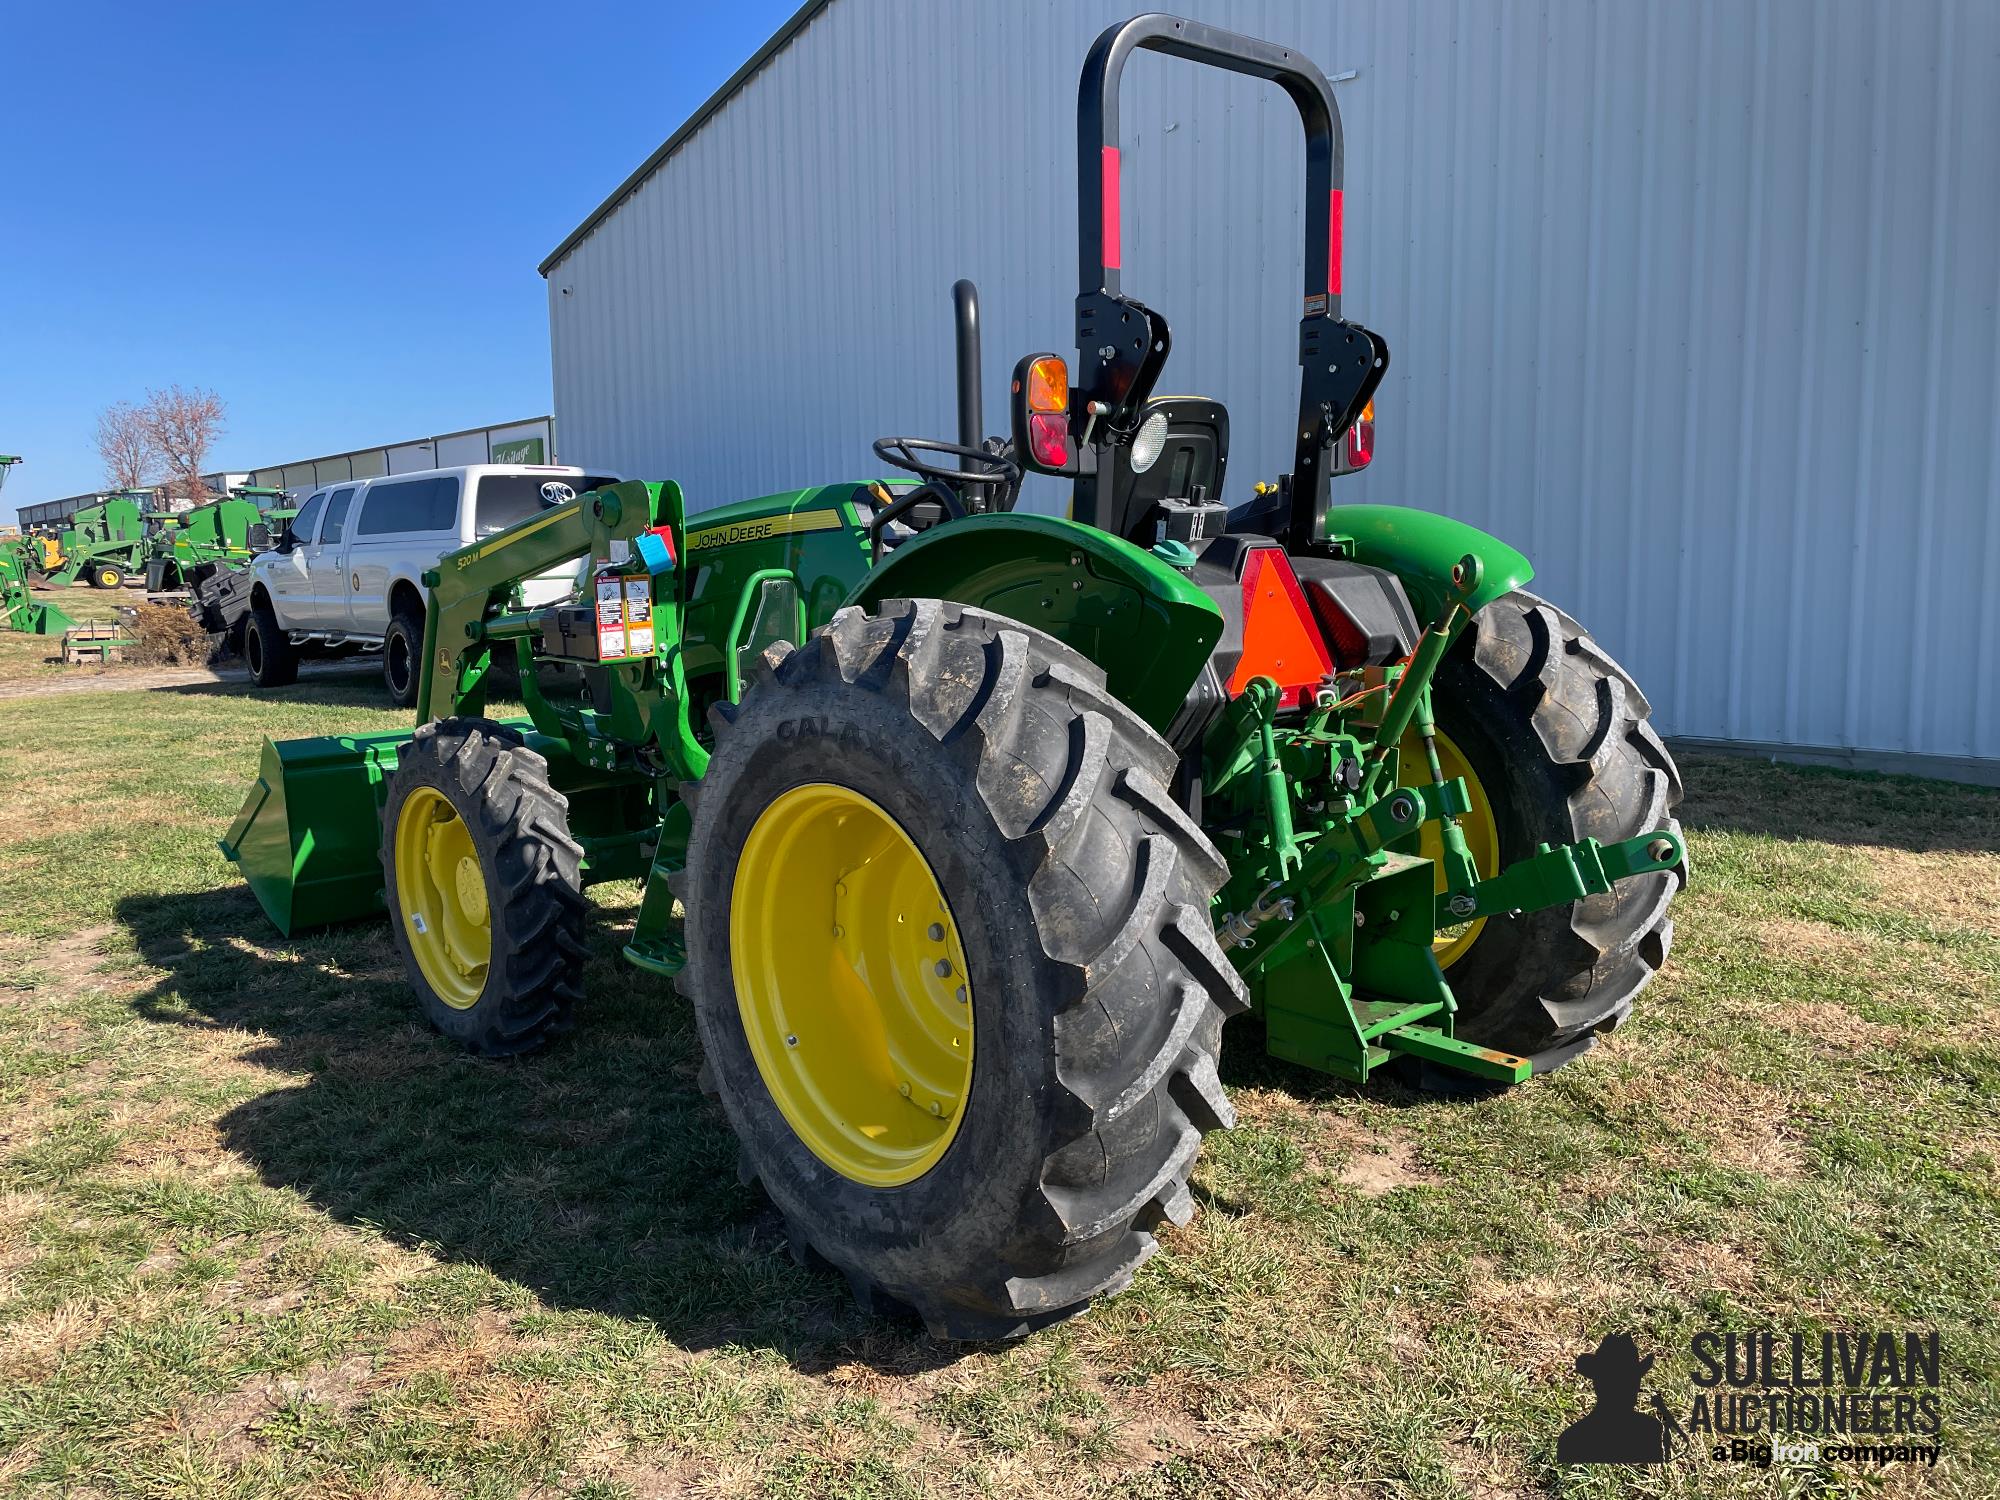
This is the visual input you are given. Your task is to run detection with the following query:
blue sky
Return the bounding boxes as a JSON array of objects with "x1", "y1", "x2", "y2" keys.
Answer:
[{"x1": 1, "y1": 0, "x2": 801, "y2": 520}]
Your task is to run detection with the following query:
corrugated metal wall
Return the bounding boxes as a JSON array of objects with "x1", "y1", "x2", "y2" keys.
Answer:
[{"x1": 547, "y1": 0, "x2": 2000, "y2": 768}]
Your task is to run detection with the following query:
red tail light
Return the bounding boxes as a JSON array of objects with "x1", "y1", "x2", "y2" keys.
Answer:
[
  {"x1": 1028, "y1": 413, "x2": 1070, "y2": 468},
  {"x1": 1345, "y1": 398, "x2": 1375, "y2": 469},
  {"x1": 1226, "y1": 548, "x2": 1333, "y2": 709}
]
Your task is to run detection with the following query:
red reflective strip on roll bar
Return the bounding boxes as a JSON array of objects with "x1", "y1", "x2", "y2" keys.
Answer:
[
  {"x1": 1329, "y1": 188, "x2": 1343, "y2": 296},
  {"x1": 1102, "y1": 147, "x2": 1122, "y2": 270}
]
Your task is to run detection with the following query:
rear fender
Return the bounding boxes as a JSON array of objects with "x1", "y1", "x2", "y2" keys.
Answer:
[
  {"x1": 847, "y1": 513, "x2": 1222, "y2": 736},
  {"x1": 1323, "y1": 504, "x2": 1534, "y2": 620}
]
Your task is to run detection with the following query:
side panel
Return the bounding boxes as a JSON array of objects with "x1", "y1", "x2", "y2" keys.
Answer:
[
  {"x1": 678, "y1": 484, "x2": 875, "y2": 687},
  {"x1": 847, "y1": 513, "x2": 1223, "y2": 735},
  {"x1": 1323, "y1": 504, "x2": 1535, "y2": 620}
]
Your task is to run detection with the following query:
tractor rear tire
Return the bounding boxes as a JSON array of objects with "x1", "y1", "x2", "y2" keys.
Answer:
[
  {"x1": 243, "y1": 598, "x2": 299, "y2": 688},
  {"x1": 675, "y1": 599, "x2": 1247, "y2": 1340},
  {"x1": 380, "y1": 718, "x2": 587, "y2": 1055},
  {"x1": 1428, "y1": 589, "x2": 1686, "y2": 1061}
]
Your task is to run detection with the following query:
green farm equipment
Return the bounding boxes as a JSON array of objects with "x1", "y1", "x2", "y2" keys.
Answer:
[
  {"x1": 2, "y1": 542, "x2": 75, "y2": 635},
  {"x1": 146, "y1": 486, "x2": 285, "y2": 592},
  {"x1": 32, "y1": 493, "x2": 152, "y2": 590},
  {"x1": 148, "y1": 485, "x2": 293, "y2": 647},
  {"x1": 1, "y1": 456, "x2": 79, "y2": 635},
  {"x1": 222, "y1": 15, "x2": 1684, "y2": 1338}
]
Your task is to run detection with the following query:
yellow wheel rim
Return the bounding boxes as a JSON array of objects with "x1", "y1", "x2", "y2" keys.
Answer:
[
  {"x1": 1400, "y1": 727, "x2": 1501, "y2": 969},
  {"x1": 730, "y1": 784, "x2": 973, "y2": 1187},
  {"x1": 392, "y1": 786, "x2": 492, "y2": 1009}
]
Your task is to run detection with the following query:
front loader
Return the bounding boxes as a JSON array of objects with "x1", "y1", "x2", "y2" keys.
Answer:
[
  {"x1": 221, "y1": 13, "x2": 1684, "y2": 1339},
  {"x1": 0, "y1": 454, "x2": 73, "y2": 634}
]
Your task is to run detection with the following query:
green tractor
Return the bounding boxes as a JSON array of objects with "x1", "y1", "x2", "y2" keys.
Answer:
[{"x1": 223, "y1": 15, "x2": 1683, "y2": 1339}]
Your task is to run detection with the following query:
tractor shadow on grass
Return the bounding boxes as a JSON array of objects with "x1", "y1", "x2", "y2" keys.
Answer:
[
  {"x1": 112, "y1": 884, "x2": 963, "y2": 1375},
  {"x1": 152, "y1": 664, "x2": 387, "y2": 707}
]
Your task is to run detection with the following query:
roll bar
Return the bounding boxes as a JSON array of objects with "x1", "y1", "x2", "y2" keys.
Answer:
[
  {"x1": 1077, "y1": 13, "x2": 1345, "y2": 317},
  {"x1": 1067, "y1": 14, "x2": 1384, "y2": 551}
]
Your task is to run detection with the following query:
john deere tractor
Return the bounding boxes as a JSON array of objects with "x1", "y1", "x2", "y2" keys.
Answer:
[{"x1": 223, "y1": 15, "x2": 1683, "y2": 1339}]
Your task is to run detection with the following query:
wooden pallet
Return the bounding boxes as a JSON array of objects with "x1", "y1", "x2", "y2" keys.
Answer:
[{"x1": 61, "y1": 620, "x2": 134, "y2": 665}]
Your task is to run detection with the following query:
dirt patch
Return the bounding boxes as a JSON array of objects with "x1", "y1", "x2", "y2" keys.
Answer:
[
  {"x1": 30, "y1": 924, "x2": 120, "y2": 986},
  {"x1": 1305, "y1": 1113, "x2": 1437, "y2": 1196},
  {"x1": 176, "y1": 1353, "x2": 376, "y2": 1460}
]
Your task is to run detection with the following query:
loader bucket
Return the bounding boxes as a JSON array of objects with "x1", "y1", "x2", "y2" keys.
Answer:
[
  {"x1": 20, "y1": 599, "x2": 76, "y2": 636},
  {"x1": 219, "y1": 727, "x2": 412, "y2": 936}
]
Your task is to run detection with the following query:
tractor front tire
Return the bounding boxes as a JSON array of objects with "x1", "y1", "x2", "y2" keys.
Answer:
[
  {"x1": 243, "y1": 598, "x2": 299, "y2": 687},
  {"x1": 676, "y1": 599, "x2": 1246, "y2": 1340},
  {"x1": 380, "y1": 718, "x2": 587, "y2": 1055},
  {"x1": 1429, "y1": 589, "x2": 1686, "y2": 1062},
  {"x1": 88, "y1": 563, "x2": 126, "y2": 590}
]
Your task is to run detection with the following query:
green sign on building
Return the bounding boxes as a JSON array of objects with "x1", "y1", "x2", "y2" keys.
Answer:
[{"x1": 490, "y1": 437, "x2": 546, "y2": 464}]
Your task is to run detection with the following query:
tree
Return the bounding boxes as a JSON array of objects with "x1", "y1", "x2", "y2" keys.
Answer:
[
  {"x1": 94, "y1": 402, "x2": 155, "y2": 492},
  {"x1": 141, "y1": 385, "x2": 225, "y2": 508}
]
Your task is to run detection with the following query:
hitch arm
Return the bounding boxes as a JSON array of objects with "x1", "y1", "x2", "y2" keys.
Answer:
[{"x1": 1439, "y1": 829, "x2": 1685, "y2": 926}]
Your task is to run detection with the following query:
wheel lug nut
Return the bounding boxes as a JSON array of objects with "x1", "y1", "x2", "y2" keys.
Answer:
[
  {"x1": 929, "y1": 1101, "x2": 943, "y2": 1117},
  {"x1": 785, "y1": 1034, "x2": 798, "y2": 1047},
  {"x1": 899, "y1": 1082, "x2": 911, "y2": 1098},
  {"x1": 928, "y1": 922, "x2": 944, "y2": 941},
  {"x1": 934, "y1": 960, "x2": 952, "y2": 978}
]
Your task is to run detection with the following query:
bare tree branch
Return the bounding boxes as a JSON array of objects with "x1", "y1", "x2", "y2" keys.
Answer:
[
  {"x1": 141, "y1": 385, "x2": 226, "y2": 509},
  {"x1": 94, "y1": 403, "x2": 155, "y2": 492}
]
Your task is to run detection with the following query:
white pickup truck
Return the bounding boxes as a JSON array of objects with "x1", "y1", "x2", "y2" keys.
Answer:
[{"x1": 242, "y1": 464, "x2": 616, "y2": 705}]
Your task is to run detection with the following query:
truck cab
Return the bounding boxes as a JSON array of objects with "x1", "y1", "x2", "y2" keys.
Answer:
[{"x1": 244, "y1": 464, "x2": 617, "y2": 704}]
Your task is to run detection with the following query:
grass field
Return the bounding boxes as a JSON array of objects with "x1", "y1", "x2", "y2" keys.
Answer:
[{"x1": 0, "y1": 643, "x2": 1995, "y2": 1498}]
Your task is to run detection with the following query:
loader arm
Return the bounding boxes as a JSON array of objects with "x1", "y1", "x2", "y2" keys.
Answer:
[{"x1": 416, "y1": 478, "x2": 665, "y2": 723}]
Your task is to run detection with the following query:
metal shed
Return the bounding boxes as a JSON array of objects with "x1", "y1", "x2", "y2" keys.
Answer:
[{"x1": 542, "y1": 0, "x2": 1999, "y2": 779}]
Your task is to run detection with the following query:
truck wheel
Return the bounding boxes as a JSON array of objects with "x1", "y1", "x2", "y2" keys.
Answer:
[
  {"x1": 243, "y1": 597, "x2": 299, "y2": 688},
  {"x1": 380, "y1": 719, "x2": 587, "y2": 1055},
  {"x1": 1421, "y1": 590, "x2": 1686, "y2": 1061},
  {"x1": 675, "y1": 600, "x2": 1246, "y2": 1339},
  {"x1": 384, "y1": 605, "x2": 423, "y2": 707},
  {"x1": 88, "y1": 563, "x2": 126, "y2": 590}
]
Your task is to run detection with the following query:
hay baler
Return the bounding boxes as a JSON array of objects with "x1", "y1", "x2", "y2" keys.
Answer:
[
  {"x1": 222, "y1": 13, "x2": 1684, "y2": 1338},
  {"x1": 32, "y1": 493, "x2": 151, "y2": 590},
  {"x1": 146, "y1": 486, "x2": 286, "y2": 592}
]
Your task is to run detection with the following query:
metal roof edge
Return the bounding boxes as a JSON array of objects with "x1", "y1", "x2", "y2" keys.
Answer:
[
  {"x1": 538, "y1": 0, "x2": 835, "y2": 277},
  {"x1": 239, "y1": 417, "x2": 555, "y2": 477}
]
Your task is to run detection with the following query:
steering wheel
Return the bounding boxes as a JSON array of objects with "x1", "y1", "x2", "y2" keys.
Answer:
[{"x1": 872, "y1": 437, "x2": 1021, "y2": 508}]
